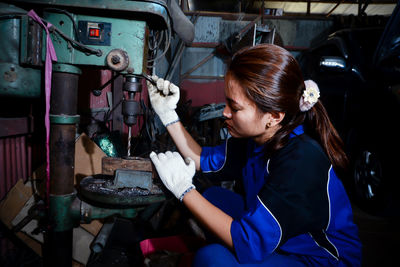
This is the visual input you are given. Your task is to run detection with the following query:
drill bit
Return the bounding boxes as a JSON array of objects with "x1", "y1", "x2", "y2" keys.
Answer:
[{"x1": 127, "y1": 126, "x2": 132, "y2": 157}]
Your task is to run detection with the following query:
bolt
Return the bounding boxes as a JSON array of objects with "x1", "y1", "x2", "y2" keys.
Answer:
[
  {"x1": 92, "y1": 90, "x2": 102, "y2": 96},
  {"x1": 111, "y1": 55, "x2": 120, "y2": 64}
]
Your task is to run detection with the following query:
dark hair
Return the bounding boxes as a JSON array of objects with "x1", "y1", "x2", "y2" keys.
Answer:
[{"x1": 226, "y1": 44, "x2": 348, "y2": 176}]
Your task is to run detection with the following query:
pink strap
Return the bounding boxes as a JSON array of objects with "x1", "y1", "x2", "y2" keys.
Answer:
[{"x1": 27, "y1": 10, "x2": 58, "y2": 206}]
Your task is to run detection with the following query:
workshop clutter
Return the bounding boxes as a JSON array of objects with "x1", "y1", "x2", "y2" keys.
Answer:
[{"x1": 0, "y1": 133, "x2": 106, "y2": 265}]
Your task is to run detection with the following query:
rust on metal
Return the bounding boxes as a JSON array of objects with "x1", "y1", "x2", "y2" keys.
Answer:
[{"x1": 79, "y1": 174, "x2": 165, "y2": 207}]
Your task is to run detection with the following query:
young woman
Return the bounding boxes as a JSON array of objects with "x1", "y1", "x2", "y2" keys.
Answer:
[{"x1": 148, "y1": 44, "x2": 362, "y2": 266}]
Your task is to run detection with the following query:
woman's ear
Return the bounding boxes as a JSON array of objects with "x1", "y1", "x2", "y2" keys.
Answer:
[{"x1": 268, "y1": 112, "x2": 285, "y2": 127}]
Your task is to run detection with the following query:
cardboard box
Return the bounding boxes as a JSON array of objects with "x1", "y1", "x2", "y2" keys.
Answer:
[
  {"x1": 0, "y1": 179, "x2": 43, "y2": 255},
  {"x1": 74, "y1": 133, "x2": 106, "y2": 236}
]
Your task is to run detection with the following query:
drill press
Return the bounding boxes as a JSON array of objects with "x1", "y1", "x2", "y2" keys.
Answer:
[{"x1": 0, "y1": 0, "x2": 194, "y2": 265}]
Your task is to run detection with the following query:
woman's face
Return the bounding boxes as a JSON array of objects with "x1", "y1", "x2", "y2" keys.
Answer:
[{"x1": 223, "y1": 78, "x2": 278, "y2": 144}]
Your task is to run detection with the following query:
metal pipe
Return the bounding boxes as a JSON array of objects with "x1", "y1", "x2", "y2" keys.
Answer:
[
  {"x1": 181, "y1": 52, "x2": 216, "y2": 81},
  {"x1": 90, "y1": 219, "x2": 115, "y2": 254},
  {"x1": 49, "y1": 124, "x2": 76, "y2": 195},
  {"x1": 46, "y1": 69, "x2": 79, "y2": 267},
  {"x1": 50, "y1": 72, "x2": 78, "y2": 115}
]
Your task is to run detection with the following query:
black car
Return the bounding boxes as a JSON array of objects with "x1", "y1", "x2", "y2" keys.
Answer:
[{"x1": 298, "y1": 3, "x2": 400, "y2": 217}]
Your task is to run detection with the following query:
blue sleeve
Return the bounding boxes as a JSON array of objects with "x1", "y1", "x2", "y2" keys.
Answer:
[
  {"x1": 200, "y1": 141, "x2": 227, "y2": 172},
  {"x1": 200, "y1": 138, "x2": 249, "y2": 183},
  {"x1": 231, "y1": 197, "x2": 282, "y2": 263}
]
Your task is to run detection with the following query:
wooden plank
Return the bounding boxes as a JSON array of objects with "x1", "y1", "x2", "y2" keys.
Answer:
[
  {"x1": 80, "y1": 220, "x2": 103, "y2": 236},
  {"x1": 102, "y1": 157, "x2": 155, "y2": 177}
]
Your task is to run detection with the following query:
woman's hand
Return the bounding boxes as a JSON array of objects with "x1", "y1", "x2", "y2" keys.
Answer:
[
  {"x1": 150, "y1": 151, "x2": 195, "y2": 200},
  {"x1": 150, "y1": 151, "x2": 234, "y2": 247},
  {"x1": 147, "y1": 76, "x2": 180, "y2": 126}
]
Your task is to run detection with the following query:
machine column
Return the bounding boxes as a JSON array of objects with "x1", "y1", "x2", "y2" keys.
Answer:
[{"x1": 45, "y1": 64, "x2": 81, "y2": 267}]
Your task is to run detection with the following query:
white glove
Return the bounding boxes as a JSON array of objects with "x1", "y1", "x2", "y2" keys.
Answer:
[
  {"x1": 147, "y1": 75, "x2": 180, "y2": 126},
  {"x1": 150, "y1": 151, "x2": 196, "y2": 201}
]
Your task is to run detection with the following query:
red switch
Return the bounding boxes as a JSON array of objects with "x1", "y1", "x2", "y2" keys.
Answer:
[{"x1": 89, "y1": 28, "x2": 100, "y2": 38}]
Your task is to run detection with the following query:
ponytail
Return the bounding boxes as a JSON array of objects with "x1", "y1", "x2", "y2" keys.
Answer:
[{"x1": 305, "y1": 101, "x2": 349, "y2": 177}]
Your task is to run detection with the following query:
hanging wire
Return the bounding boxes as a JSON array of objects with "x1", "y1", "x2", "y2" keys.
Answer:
[
  {"x1": 147, "y1": 25, "x2": 172, "y2": 64},
  {"x1": 43, "y1": 8, "x2": 81, "y2": 42},
  {"x1": 48, "y1": 22, "x2": 102, "y2": 56}
]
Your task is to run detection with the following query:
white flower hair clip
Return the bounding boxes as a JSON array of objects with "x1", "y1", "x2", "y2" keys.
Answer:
[{"x1": 299, "y1": 80, "x2": 320, "y2": 112}]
